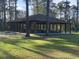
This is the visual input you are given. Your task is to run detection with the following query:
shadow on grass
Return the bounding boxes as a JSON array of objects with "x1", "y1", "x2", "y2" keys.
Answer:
[
  {"x1": 27, "y1": 34, "x2": 79, "y2": 46},
  {"x1": 20, "y1": 47, "x2": 56, "y2": 59},
  {"x1": 0, "y1": 49, "x2": 21, "y2": 59},
  {"x1": 34, "y1": 43, "x2": 79, "y2": 57},
  {"x1": 0, "y1": 34, "x2": 79, "y2": 59},
  {"x1": 23, "y1": 34, "x2": 79, "y2": 57},
  {"x1": 49, "y1": 34, "x2": 79, "y2": 46}
]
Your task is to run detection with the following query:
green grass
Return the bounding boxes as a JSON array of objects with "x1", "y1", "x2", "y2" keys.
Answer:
[{"x1": 0, "y1": 34, "x2": 79, "y2": 59}]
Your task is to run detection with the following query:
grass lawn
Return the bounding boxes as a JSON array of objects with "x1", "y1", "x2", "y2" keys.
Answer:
[{"x1": 0, "y1": 33, "x2": 79, "y2": 59}]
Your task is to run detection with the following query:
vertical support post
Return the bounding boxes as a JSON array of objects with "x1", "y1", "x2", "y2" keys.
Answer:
[
  {"x1": 35, "y1": 23, "x2": 37, "y2": 32},
  {"x1": 17, "y1": 23, "x2": 19, "y2": 32},
  {"x1": 18, "y1": 23, "x2": 19, "y2": 32},
  {"x1": 53, "y1": 24, "x2": 54, "y2": 32},
  {"x1": 56, "y1": 24, "x2": 58, "y2": 33},
  {"x1": 70, "y1": 23, "x2": 71, "y2": 34},
  {"x1": 38, "y1": 23, "x2": 40, "y2": 32},
  {"x1": 40, "y1": 23, "x2": 41, "y2": 33},
  {"x1": 19, "y1": 23, "x2": 21, "y2": 32},
  {"x1": 49, "y1": 23, "x2": 50, "y2": 33},
  {"x1": 60, "y1": 23, "x2": 62, "y2": 33},
  {"x1": 52, "y1": 24, "x2": 54, "y2": 32},
  {"x1": 13, "y1": 22, "x2": 15, "y2": 32},
  {"x1": 22, "y1": 23, "x2": 23, "y2": 32},
  {"x1": 36, "y1": 23, "x2": 38, "y2": 32},
  {"x1": 38, "y1": 23, "x2": 39, "y2": 32},
  {"x1": 51, "y1": 24, "x2": 52, "y2": 32},
  {"x1": 43, "y1": 24, "x2": 44, "y2": 32},
  {"x1": 20, "y1": 23, "x2": 21, "y2": 32},
  {"x1": 16, "y1": 23, "x2": 17, "y2": 32},
  {"x1": 65, "y1": 23, "x2": 66, "y2": 34}
]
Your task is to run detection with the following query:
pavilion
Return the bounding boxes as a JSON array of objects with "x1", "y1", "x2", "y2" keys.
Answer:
[{"x1": 7, "y1": 14, "x2": 72, "y2": 34}]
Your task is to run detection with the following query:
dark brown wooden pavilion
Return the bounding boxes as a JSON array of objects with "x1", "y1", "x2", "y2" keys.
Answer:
[{"x1": 7, "y1": 14, "x2": 72, "y2": 34}]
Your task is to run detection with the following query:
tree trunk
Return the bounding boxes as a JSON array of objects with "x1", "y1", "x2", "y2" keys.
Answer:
[
  {"x1": 9, "y1": 0, "x2": 11, "y2": 21},
  {"x1": 3, "y1": 0, "x2": 6, "y2": 31},
  {"x1": 76, "y1": 0, "x2": 79, "y2": 31},
  {"x1": 36, "y1": 0, "x2": 38, "y2": 14},
  {"x1": 60, "y1": 10, "x2": 61, "y2": 19},
  {"x1": 25, "y1": 0, "x2": 30, "y2": 37},
  {"x1": 15, "y1": 0, "x2": 17, "y2": 20},
  {"x1": 46, "y1": 0, "x2": 50, "y2": 35}
]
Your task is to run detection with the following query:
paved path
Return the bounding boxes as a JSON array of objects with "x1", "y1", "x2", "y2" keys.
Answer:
[{"x1": 0, "y1": 31, "x2": 20, "y2": 37}]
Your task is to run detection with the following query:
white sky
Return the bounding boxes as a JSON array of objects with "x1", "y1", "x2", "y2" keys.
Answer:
[{"x1": 54, "y1": 0, "x2": 76, "y2": 5}]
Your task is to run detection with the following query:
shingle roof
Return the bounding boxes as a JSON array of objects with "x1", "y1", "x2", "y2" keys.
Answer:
[
  {"x1": 29, "y1": 14, "x2": 65, "y2": 23},
  {"x1": 8, "y1": 14, "x2": 70, "y2": 23}
]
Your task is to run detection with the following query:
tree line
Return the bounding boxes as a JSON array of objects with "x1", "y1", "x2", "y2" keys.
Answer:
[
  {"x1": 0, "y1": 0, "x2": 78, "y2": 37},
  {"x1": 25, "y1": 0, "x2": 78, "y2": 37}
]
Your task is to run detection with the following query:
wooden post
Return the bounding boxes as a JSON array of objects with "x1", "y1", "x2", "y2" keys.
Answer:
[
  {"x1": 10, "y1": 23, "x2": 11, "y2": 31},
  {"x1": 39, "y1": 23, "x2": 41, "y2": 32},
  {"x1": 70, "y1": 23, "x2": 71, "y2": 34},
  {"x1": 17, "y1": 23, "x2": 19, "y2": 32},
  {"x1": 21, "y1": 23, "x2": 22, "y2": 32},
  {"x1": 40, "y1": 23, "x2": 41, "y2": 32},
  {"x1": 52, "y1": 24, "x2": 54, "y2": 32},
  {"x1": 49, "y1": 23, "x2": 50, "y2": 32},
  {"x1": 16, "y1": 23, "x2": 17, "y2": 32},
  {"x1": 37, "y1": 23, "x2": 39, "y2": 32},
  {"x1": 53, "y1": 24, "x2": 54, "y2": 32},
  {"x1": 13, "y1": 22, "x2": 15, "y2": 32},
  {"x1": 43, "y1": 24, "x2": 44, "y2": 32},
  {"x1": 18, "y1": 23, "x2": 19, "y2": 32},
  {"x1": 12, "y1": 23, "x2": 14, "y2": 31},
  {"x1": 50, "y1": 24, "x2": 51, "y2": 32},
  {"x1": 35, "y1": 23, "x2": 36, "y2": 32},
  {"x1": 19, "y1": 23, "x2": 21, "y2": 32},
  {"x1": 56, "y1": 24, "x2": 58, "y2": 33},
  {"x1": 38, "y1": 24, "x2": 39, "y2": 31},
  {"x1": 22, "y1": 23, "x2": 23, "y2": 32},
  {"x1": 14, "y1": 23, "x2": 16, "y2": 32},
  {"x1": 35, "y1": 23, "x2": 37, "y2": 33},
  {"x1": 65, "y1": 23, "x2": 66, "y2": 34},
  {"x1": 60, "y1": 23, "x2": 62, "y2": 33}
]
